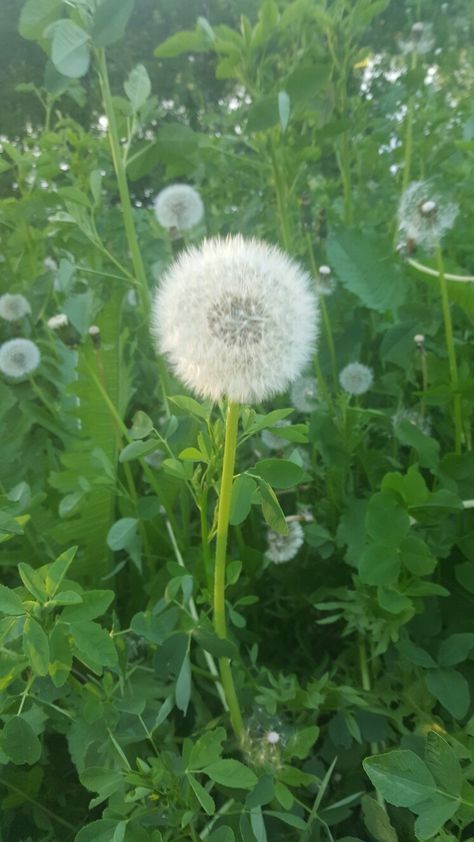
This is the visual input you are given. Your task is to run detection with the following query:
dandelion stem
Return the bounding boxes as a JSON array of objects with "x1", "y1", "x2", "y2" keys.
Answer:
[
  {"x1": 213, "y1": 401, "x2": 244, "y2": 740},
  {"x1": 436, "y1": 247, "x2": 463, "y2": 453},
  {"x1": 269, "y1": 138, "x2": 292, "y2": 252},
  {"x1": 305, "y1": 232, "x2": 338, "y2": 389}
]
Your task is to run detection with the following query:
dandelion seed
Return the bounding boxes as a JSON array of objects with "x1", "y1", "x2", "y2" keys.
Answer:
[
  {"x1": 398, "y1": 181, "x2": 458, "y2": 252},
  {"x1": 266, "y1": 730, "x2": 281, "y2": 745},
  {"x1": 265, "y1": 520, "x2": 304, "y2": 564},
  {"x1": 154, "y1": 184, "x2": 204, "y2": 231},
  {"x1": 0, "y1": 294, "x2": 31, "y2": 322},
  {"x1": 392, "y1": 408, "x2": 431, "y2": 436},
  {"x1": 317, "y1": 264, "x2": 336, "y2": 296},
  {"x1": 152, "y1": 236, "x2": 318, "y2": 404},
  {"x1": 243, "y1": 712, "x2": 286, "y2": 772},
  {"x1": 0, "y1": 338, "x2": 41, "y2": 379},
  {"x1": 261, "y1": 419, "x2": 291, "y2": 450},
  {"x1": 291, "y1": 375, "x2": 319, "y2": 413},
  {"x1": 339, "y1": 362, "x2": 373, "y2": 396},
  {"x1": 414, "y1": 333, "x2": 425, "y2": 346},
  {"x1": 399, "y1": 22, "x2": 435, "y2": 55},
  {"x1": 47, "y1": 313, "x2": 68, "y2": 330}
]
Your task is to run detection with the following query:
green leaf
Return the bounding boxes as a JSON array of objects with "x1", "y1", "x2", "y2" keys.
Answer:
[
  {"x1": 366, "y1": 491, "x2": 410, "y2": 546},
  {"x1": 327, "y1": 230, "x2": 407, "y2": 312},
  {"x1": 193, "y1": 627, "x2": 237, "y2": 658},
  {"x1": 188, "y1": 728, "x2": 226, "y2": 770},
  {"x1": 250, "y1": 806, "x2": 267, "y2": 842},
  {"x1": 257, "y1": 478, "x2": 289, "y2": 535},
  {"x1": 154, "y1": 27, "x2": 210, "y2": 58},
  {"x1": 188, "y1": 774, "x2": 215, "y2": 815},
  {"x1": 45, "y1": 546, "x2": 77, "y2": 597},
  {"x1": 80, "y1": 766, "x2": 123, "y2": 797},
  {"x1": 1, "y1": 716, "x2": 41, "y2": 765},
  {"x1": 169, "y1": 395, "x2": 210, "y2": 420},
  {"x1": 163, "y1": 458, "x2": 194, "y2": 481},
  {"x1": 437, "y1": 633, "x2": 474, "y2": 667},
  {"x1": 361, "y1": 794, "x2": 398, "y2": 842},
  {"x1": 424, "y1": 731, "x2": 462, "y2": 796},
  {"x1": 70, "y1": 621, "x2": 117, "y2": 668},
  {"x1": 19, "y1": 0, "x2": 62, "y2": 40},
  {"x1": 175, "y1": 653, "x2": 191, "y2": 715},
  {"x1": 124, "y1": 64, "x2": 151, "y2": 110},
  {"x1": 18, "y1": 563, "x2": 47, "y2": 602},
  {"x1": 203, "y1": 760, "x2": 258, "y2": 789},
  {"x1": 414, "y1": 797, "x2": 459, "y2": 841},
  {"x1": 400, "y1": 536, "x2": 437, "y2": 576},
  {"x1": 91, "y1": 0, "x2": 135, "y2": 46},
  {"x1": 46, "y1": 20, "x2": 91, "y2": 78},
  {"x1": 75, "y1": 821, "x2": 118, "y2": 842},
  {"x1": 363, "y1": 750, "x2": 437, "y2": 806},
  {"x1": 0, "y1": 585, "x2": 25, "y2": 616},
  {"x1": 107, "y1": 517, "x2": 139, "y2": 550},
  {"x1": 119, "y1": 440, "x2": 161, "y2": 462},
  {"x1": 284, "y1": 726, "x2": 319, "y2": 760},
  {"x1": 48, "y1": 622, "x2": 73, "y2": 687},
  {"x1": 246, "y1": 775, "x2": 274, "y2": 809},
  {"x1": 394, "y1": 421, "x2": 439, "y2": 470},
  {"x1": 251, "y1": 459, "x2": 304, "y2": 489},
  {"x1": 23, "y1": 617, "x2": 50, "y2": 676},
  {"x1": 265, "y1": 812, "x2": 306, "y2": 830},
  {"x1": 230, "y1": 474, "x2": 257, "y2": 525},
  {"x1": 207, "y1": 829, "x2": 235, "y2": 842},
  {"x1": 359, "y1": 544, "x2": 400, "y2": 586},
  {"x1": 425, "y1": 668, "x2": 470, "y2": 719},
  {"x1": 62, "y1": 590, "x2": 114, "y2": 622},
  {"x1": 130, "y1": 410, "x2": 154, "y2": 439},
  {"x1": 130, "y1": 607, "x2": 179, "y2": 644}
]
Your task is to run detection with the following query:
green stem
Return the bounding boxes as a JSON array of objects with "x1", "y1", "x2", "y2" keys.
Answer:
[
  {"x1": 269, "y1": 139, "x2": 291, "y2": 251},
  {"x1": 401, "y1": 52, "x2": 417, "y2": 197},
  {"x1": 305, "y1": 232, "x2": 338, "y2": 389},
  {"x1": 200, "y1": 488, "x2": 212, "y2": 591},
  {"x1": 213, "y1": 402, "x2": 244, "y2": 740},
  {"x1": 0, "y1": 777, "x2": 77, "y2": 832},
  {"x1": 436, "y1": 247, "x2": 462, "y2": 453}
]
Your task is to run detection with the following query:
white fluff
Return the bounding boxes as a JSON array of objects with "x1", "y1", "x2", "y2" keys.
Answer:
[
  {"x1": 291, "y1": 375, "x2": 319, "y2": 413},
  {"x1": 154, "y1": 184, "x2": 204, "y2": 231},
  {"x1": 339, "y1": 362, "x2": 373, "y2": 396},
  {"x1": 398, "y1": 181, "x2": 458, "y2": 252},
  {"x1": 0, "y1": 294, "x2": 31, "y2": 322},
  {"x1": 265, "y1": 520, "x2": 304, "y2": 564},
  {"x1": 151, "y1": 236, "x2": 318, "y2": 404},
  {"x1": 0, "y1": 338, "x2": 41, "y2": 379}
]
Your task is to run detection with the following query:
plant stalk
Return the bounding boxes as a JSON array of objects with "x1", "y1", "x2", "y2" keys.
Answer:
[{"x1": 436, "y1": 247, "x2": 462, "y2": 453}]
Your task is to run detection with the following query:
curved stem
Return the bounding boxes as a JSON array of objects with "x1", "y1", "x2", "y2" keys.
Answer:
[
  {"x1": 436, "y1": 247, "x2": 463, "y2": 453},
  {"x1": 213, "y1": 402, "x2": 244, "y2": 739}
]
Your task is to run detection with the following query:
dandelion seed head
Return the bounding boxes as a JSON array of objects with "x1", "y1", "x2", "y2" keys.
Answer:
[
  {"x1": 261, "y1": 419, "x2": 291, "y2": 450},
  {"x1": 153, "y1": 184, "x2": 204, "y2": 231},
  {"x1": 339, "y1": 362, "x2": 373, "y2": 396},
  {"x1": 291, "y1": 375, "x2": 319, "y2": 413},
  {"x1": 317, "y1": 264, "x2": 336, "y2": 296},
  {"x1": 47, "y1": 313, "x2": 68, "y2": 330},
  {"x1": 398, "y1": 181, "x2": 458, "y2": 252},
  {"x1": 266, "y1": 730, "x2": 280, "y2": 745},
  {"x1": 152, "y1": 236, "x2": 318, "y2": 404},
  {"x1": 265, "y1": 519, "x2": 304, "y2": 564},
  {"x1": 392, "y1": 408, "x2": 431, "y2": 436},
  {"x1": 243, "y1": 711, "x2": 286, "y2": 772},
  {"x1": 0, "y1": 338, "x2": 41, "y2": 379},
  {"x1": 399, "y1": 22, "x2": 435, "y2": 55},
  {"x1": 414, "y1": 333, "x2": 425, "y2": 346},
  {"x1": 0, "y1": 294, "x2": 31, "y2": 322}
]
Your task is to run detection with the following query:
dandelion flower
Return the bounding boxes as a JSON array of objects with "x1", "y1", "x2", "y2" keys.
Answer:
[
  {"x1": 398, "y1": 181, "x2": 458, "y2": 252},
  {"x1": 339, "y1": 362, "x2": 373, "y2": 396},
  {"x1": 261, "y1": 419, "x2": 291, "y2": 450},
  {"x1": 47, "y1": 313, "x2": 69, "y2": 330},
  {"x1": 154, "y1": 184, "x2": 204, "y2": 231},
  {"x1": 0, "y1": 338, "x2": 41, "y2": 379},
  {"x1": 152, "y1": 236, "x2": 318, "y2": 404},
  {"x1": 399, "y1": 22, "x2": 435, "y2": 55},
  {"x1": 317, "y1": 265, "x2": 336, "y2": 296},
  {"x1": 392, "y1": 407, "x2": 431, "y2": 437},
  {"x1": 265, "y1": 520, "x2": 304, "y2": 564},
  {"x1": 0, "y1": 294, "x2": 31, "y2": 322},
  {"x1": 291, "y1": 375, "x2": 319, "y2": 413}
]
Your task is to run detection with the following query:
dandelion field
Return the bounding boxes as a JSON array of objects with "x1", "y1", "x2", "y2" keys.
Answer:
[{"x1": 1, "y1": 0, "x2": 474, "y2": 840}]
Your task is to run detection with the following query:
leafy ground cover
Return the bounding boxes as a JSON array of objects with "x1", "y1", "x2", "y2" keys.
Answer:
[{"x1": 0, "y1": 1, "x2": 474, "y2": 840}]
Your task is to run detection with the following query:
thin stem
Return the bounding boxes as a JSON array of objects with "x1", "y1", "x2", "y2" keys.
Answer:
[
  {"x1": 436, "y1": 247, "x2": 462, "y2": 453},
  {"x1": 0, "y1": 777, "x2": 77, "y2": 832},
  {"x1": 401, "y1": 51, "x2": 417, "y2": 197},
  {"x1": 213, "y1": 402, "x2": 244, "y2": 739},
  {"x1": 200, "y1": 488, "x2": 212, "y2": 591},
  {"x1": 305, "y1": 232, "x2": 338, "y2": 389},
  {"x1": 268, "y1": 138, "x2": 291, "y2": 251},
  {"x1": 407, "y1": 256, "x2": 474, "y2": 283}
]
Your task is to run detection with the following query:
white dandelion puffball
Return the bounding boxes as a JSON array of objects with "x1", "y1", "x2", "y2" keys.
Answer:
[
  {"x1": 339, "y1": 362, "x2": 373, "y2": 396},
  {"x1": 392, "y1": 408, "x2": 431, "y2": 437},
  {"x1": 291, "y1": 375, "x2": 319, "y2": 413},
  {"x1": 0, "y1": 338, "x2": 41, "y2": 379},
  {"x1": 399, "y1": 22, "x2": 435, "y2": 55},
  {"x1": 398, "y1": 181, "x2": 458, "y2": 252},
  {"x1": 152, "y1": 236, "x2": 318, "y2": 404},
  {"x1": 0, "y1": 294, "x2": 31, "y2": 322},
  {"x1": 265, "y1": 520, "x2": 304, "y2": 564},
  {"x1": 154, "y1": 184, "x2": 204, "y2": 231},
  {"x1": 261, "y1": 419, "x2": 291, "y2": 450}
]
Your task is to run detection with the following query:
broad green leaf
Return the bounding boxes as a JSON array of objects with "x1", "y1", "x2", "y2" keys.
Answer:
[
  {"x1": 193, "y1": 627, "x2": 237, "y2": 658},
  {"x1": 46, "y1": 20, "x2": 91, "y2": 78},
  {"x1": 124, "y1": 64, "x2": 151, "y2": 110},
  {"x1": 327, "y1": 230, "x2": 407, "y2": 312},
  {"x1": 18, "y1": 563, "x2": 47, "y2": 602},
  {"x1": 250, "y1": 806, "x2": 267, "y2": 842},
  {"x1": 130, "y1": 410, "x2": 154, "y2": 439},
  {"x1": 230, "y1": 474, "x2": 257, "y2": 525},
  {"x1": 119, "y1": 440, "x2": 161, "y2": 462},
  {"x1": 284, "y1": 726, "x2": 319, "y2": 760},
  {"x1": 0, "y1": 585, "x2": 25, "y2": 616},
  {"x1": 257, "y1": 478, "x2": 288, "y2": 535},
  {"x1": 70, "y1": 621, "x2": 117, "y2": 668},
  {"x1": 188, "y1": 727, "x2": 226, "y2": 770},
  {"x1": 377, "y1": 586, "x2": 412, "y2": 614},
  {"x1": 130, "y1": 607, "x2": 179, "y2": 644},
  {"x1": 361, "y1": 794, "x2": 398, "y2": 842},
  {"x1": 169, "y1": 395, "x2": 210, "y2": 419},
  {"x1": 251, "y1": 459, "x2": 304, "y2": 489},
  {"x1": 62, "y1": 590, "x2": 114, "y2": 622},
  {"x1": 107, "y1": 518, "x2": 139, "y2": 550},
  {"x1": 363, "y1": 750, "x2": 437, "y2": 806},
  {"x1": 163, "y1": 458, "x2": 194, "y2": 480},
  {"x1": 75, "y1": 821, "x2": 118, "y2": 842},
  {"x1": 359, "y1": 544, "x2": 400, "y2": 586},
  {"x1": 154, "y1": 27, "x2": 210, "y2": 58},
  {"x1": 400, "y1": 536, "x2": 437, "y2": 576},
  {"x1": 23, "y1": 617, "x2": 50, "y2": 676},
  {"x1": 246, "y1": 775, "x2": 274, "y2": 809},
  {"x1": 48, "y1": 623, "x2": 73, "y2": 687},
  {"x1": 175, "y1": 653, "x2": 191, "y2": 714},
  {"x1": 366, "y1": 492, "x2": 410, "y2": 545},
  {"x1": 424, "y1": 731, "x2": 462, "y2": 796},
  {"x1": 203, "y1": 760, "x2": 258, "y2": 789},
  {"x1": 45, "y1": 546, "x2": 77, "y2": 597},
  {"x1": 188, "y1": 774, "x2": 215, "y2": 815},
  {"x1": 394, "y1": 421, "x2": 439, "y2": 470},
  {"x1": 207, "y1": 829, "x2": 235, "y2": 842},
  {"x1": 414, "y1": 796, "x2": 459, "y2": 841},
  {"x1": 265, "y1": 812, "x2": 306, "y2": 830},
  {"x1": 19, "y1": 0, "x2": 62, "y2": 40},
  {"x1": 437, "y1": 633, "x2": 474, "y2": 667},
  {"x1": 80, "y1": 766, "x2": 123, "y2": 797},
  {"x1": 1, "y1": 716, "x2": 41, "y2": 765},
  {"x1": 91, "y1": 0, "x2": 135, "y2": 46},
  {"x1": 425, "y1": 668, "x2": 470, "y2": 719}
]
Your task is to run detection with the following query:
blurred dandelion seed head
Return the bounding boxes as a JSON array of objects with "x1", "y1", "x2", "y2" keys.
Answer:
[
  {"x1": 152, "y1": 235, "x2": 318, "y2": 404},
  {"x1": 0, "y1": 338, "x2": 41, "y2": 379},
  {"x1": 317, "y1": 264, "x2": 336, "y2": 296},
  {"x1": 153, "y1": 184, "x2": 204, "y2": 231},
  {"x1": 265, "y1": 519, "x2": 304, "y2": 564},
  {"x1": 243, "y1": 713, "x2": 285, "y2": 772},
  {"x1": 399, "y1": 22, "x2": 435, "y2": 55},
  {"x1": 392, "y1": 407, "x2": 432, "y2": 436},
  {"x1": 291, "y1": 375, "x2": 319, "y2": 413},
  {"x1": 261, "y1": 419, "x2": 291, "y2": 450},
  {"x1": 0, "y1": 294, "x2": 31, "y2": 322},
  {"x1": 339, "y1": 362, "x2": 373, "y2": 396},
  {"x1": 398, "y1": 181, "x2": 458, "y2": 252}
]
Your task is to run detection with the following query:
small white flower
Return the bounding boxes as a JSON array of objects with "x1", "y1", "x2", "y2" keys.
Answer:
[
  {"x1": 47, "y1": 313, "x2": 68, "y2": 330},
  {"x1": 291, "y1": 375, "x2": 319, "y2": 413},
  {"x1": 392, "y1": 408, "x2": 431, "y2": 436},
  {"x1": 339, "y1": 362, "x2": 373, "y2": 396},
  {"x1": 152, "y1": 236, "x2": 318, "y2": 404},
  {"x1": 399, "y1": 22, "x2": 435, "y2": 55},
  {"x1": 261, "y1": 419, "x2": 291, "y2": 450},
  {"x1": 398, "y1": 181, "x2": 458, "y2": 252},
  {"x1": 0, "y1": 294, "x2": 31, "y2": 322},
  {"x1": 154, "y1": 184, "x2": 204, "y2": 231},
  {"x1": 265, "y1": 520, "x2": 304, "y2": 564},
  {"x1": 317, "y1": 265, "x2": 336, "y2": 296},
  {"x1": 0, "y1": 338, "x2": 41, "y2": 379}
]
